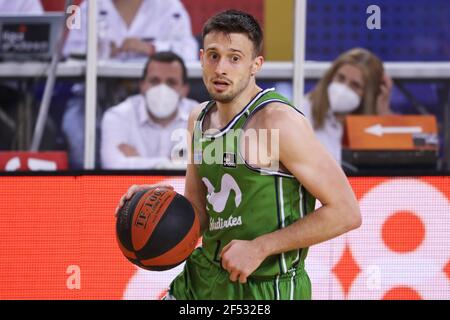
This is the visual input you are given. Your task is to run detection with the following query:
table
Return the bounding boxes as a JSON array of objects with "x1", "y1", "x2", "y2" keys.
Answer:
[{"x1": 2, "y1": 60, "x2": 450, "y2": 80}]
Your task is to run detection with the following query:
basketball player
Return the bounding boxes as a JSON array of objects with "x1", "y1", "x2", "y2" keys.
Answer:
[{"x1": 116, "y1": 10, "x2": 361, "y2": 300}]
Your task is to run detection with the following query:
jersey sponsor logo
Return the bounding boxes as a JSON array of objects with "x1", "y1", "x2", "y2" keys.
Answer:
[
  {"x1": 202, "y1": 174, "x2": 243, "y2": 231},
  {"x1": 209, "y1": 215, "x2": 243, "y2": 231},
  {"x1": 202, "y1": 174, "x2": 242, "y2": 213},
  {"x1": 223, "y1": 152, "x2": 236, "y2": 168}
]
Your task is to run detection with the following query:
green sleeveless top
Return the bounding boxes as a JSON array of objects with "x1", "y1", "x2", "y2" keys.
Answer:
[{"x1": 193, "y1": 88, "x2": 316, "y2": 277}]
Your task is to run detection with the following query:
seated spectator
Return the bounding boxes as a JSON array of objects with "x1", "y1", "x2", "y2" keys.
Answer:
[
  {"x1": 63, "y1": 0, "x2": 198, "y2": 62},
  {"x1": 302, "y1": 48, "x2": 393, "y2": 163},
  {"x1": 61, "y1": 0, "x2": 198, "y2": 169},
  {"x1": 100, "y1": 51, "x2": 197, "y2": 169}
]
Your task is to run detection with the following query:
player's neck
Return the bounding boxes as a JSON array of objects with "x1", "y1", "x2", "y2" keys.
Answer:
[{"x1": 216, "y1": 83, "x2": 262, "y2": 125}]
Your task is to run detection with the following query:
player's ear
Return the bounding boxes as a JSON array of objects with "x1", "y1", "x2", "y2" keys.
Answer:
[
  {"x1": 251, "y1": 55, "x2": 264, "y2": 76},
  {"x1": 200, "y1": 49, "x2": 204, "y2": 68}
]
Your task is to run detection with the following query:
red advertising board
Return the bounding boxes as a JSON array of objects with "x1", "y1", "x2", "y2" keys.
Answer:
[{"x1": 0, "y1": 175, "x2": 449, "y2": 299}]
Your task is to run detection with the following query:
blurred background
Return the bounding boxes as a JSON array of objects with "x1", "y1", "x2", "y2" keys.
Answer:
[
  {"x1": 0, "y1": 0, "x2": 449, "y2": 301},
  {"x1": 0, "y1": 0, "x2": 449, "y2": 173}
]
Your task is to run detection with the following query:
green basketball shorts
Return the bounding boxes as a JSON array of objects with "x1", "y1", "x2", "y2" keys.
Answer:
[{"x1": 167, "y1": 248, "x2": 311, "y2": 300}]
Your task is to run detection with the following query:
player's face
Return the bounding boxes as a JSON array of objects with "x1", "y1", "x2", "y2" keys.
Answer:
[
  {"x1": 140, "y1": 60, "x2": 188, "y2": 97},
  {"x1": 201, "y1": 32, "x2": 263, "y2": 103},
  {"x1": 332, "y1": 64, "x2": 365, "y2": 98}
]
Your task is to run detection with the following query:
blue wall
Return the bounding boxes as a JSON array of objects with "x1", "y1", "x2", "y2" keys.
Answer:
[{"x1": 306, "y1": 0, "x2": 450, "y2": 61}]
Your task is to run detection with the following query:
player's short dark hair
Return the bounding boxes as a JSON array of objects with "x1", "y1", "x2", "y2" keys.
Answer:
[
  {"x1": 142, "y1": 51, "x2": 188, "y2": 84},
  {"x1": 201, "y1": 10, "x2": 263, "y2": 57}
]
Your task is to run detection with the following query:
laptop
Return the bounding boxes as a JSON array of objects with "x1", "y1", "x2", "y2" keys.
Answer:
[{"x1": 0, "y1": 13, "x2": 64, "y2": 61}]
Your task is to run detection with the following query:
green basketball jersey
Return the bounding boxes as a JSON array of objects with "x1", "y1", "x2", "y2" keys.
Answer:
[{"x1": 193, "y1": 88, "x2": 316, "y2": 277}]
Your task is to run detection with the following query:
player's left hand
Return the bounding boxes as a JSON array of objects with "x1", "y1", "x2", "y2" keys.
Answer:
[{"x1": 220, "y1": 240, "x2": 266, "y2": 284}]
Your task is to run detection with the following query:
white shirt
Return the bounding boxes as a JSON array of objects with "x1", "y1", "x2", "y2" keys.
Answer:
[
  {"x1": 101, "y1": 94, "x2": 197, "y2": 169},
  {"x1": 0, "y1": 0, "x2": 43, "y2": 13},
  {"x1": 63, "y1": 0, "x2": 198, "y2": 61},
  {"x1": 301, "y1": 96, "x2": 343, "y2": 164}
]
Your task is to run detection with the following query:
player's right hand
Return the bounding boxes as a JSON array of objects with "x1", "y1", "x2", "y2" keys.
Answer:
[{"x1": 115, "y1": 184, "x2": 174, "y2": 218}]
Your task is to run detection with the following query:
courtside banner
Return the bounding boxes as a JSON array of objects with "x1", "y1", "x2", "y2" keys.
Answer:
[{"x1": 0, "y1": 176, "x2": 449, "y2": 300}]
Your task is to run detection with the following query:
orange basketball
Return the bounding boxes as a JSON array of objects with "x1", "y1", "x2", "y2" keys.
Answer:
[{"x1": 116, "y1": 186, "x2": 200, "y2": 271}]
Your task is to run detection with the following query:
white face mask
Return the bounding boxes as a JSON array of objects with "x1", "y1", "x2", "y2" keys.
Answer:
[
  {"x1": 145, "y1": 84, "x2": 180, "y2": 119},
  {"x1": 327, "y1": 82, "x2": 361, "y2": 113}
]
